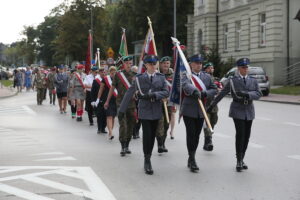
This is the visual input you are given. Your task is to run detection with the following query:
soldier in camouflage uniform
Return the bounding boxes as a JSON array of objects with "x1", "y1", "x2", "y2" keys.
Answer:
[
  {"x1": 33, "y1": 68, "x2": 47, "y2": 105},
  {"x1": 156, "y1": 56, "x2": 174, "y2": 153},
  {"x1": 203, "y1": 62, "x2": 219, "y2": 151},
  {"x1": 47, "y1": 67, "x2": 56, "y2": 105},
  {"x1": 104, "y1": 56, "x2": 135, "y2": 156}
]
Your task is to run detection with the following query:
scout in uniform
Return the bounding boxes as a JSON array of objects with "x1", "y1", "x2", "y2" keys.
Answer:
[
  {"x1": 104, "y1": 56, "x2": 135, "y2": 156},
  {"x1": 47, "y1": 67, "x2": 56, "y2": 105},
  {"x1": 119, "y1": 55, "x2": 169, "y2": 175},
  {"x1": 67, "y1": 69, "x2": 77, "y2": 118},
  {"x1": 84, "y1": 66, "x2": 98, "y2": 126},
  {"x1": 207, "y1": 58, "x2": 262, "y2": 172},
  {"x1": 181, "y1": 54, "x2": 217, "y2": 172},
  {"x1": 69, "y1": 64, "x2": 86, "y2": 121},
  {"x1": 202, "y1": 62, "x2": 220, "y2": 151},
  {"x1": 33, "y1": 68, "x2": 47, "y2": 105}
]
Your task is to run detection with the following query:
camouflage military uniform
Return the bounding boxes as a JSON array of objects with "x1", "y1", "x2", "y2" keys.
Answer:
[
  {"x1": 156, "y1": 68, "x2": 173, "y2": 152},
  {"x1": 47, "y1": 71, "x2": 56, "y2": 105},
  {"x1": 34, "y1": 72, "x2": 47, "y2": 105},
  {"x1": 204, "y1": 75, "x2": 219, "y2": 137},
  {"x1": 112, "y1": 70, "x2": 135, "y2": 144}
]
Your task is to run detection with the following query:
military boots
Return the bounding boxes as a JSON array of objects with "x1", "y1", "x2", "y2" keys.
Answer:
[
  {"x1": 203, "y1": 136, "x2": 214, "y2": 151},
  {"x1": 236, "y1": 154, "x2": 243, "y2": 172},
  {"x1": 120, "y1": 143, "x2": 126, "y2": 156},
  {"x1": 144, "y1": 154, "x2": 153, "y2": 175},
  {"x1": 188, "y1": 151, "x2": 199, "y2": 172}
]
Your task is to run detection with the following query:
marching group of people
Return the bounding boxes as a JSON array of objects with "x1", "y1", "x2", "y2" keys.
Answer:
[{"x1": 30, "y1": 53, "x2": 261, "y2": 175}]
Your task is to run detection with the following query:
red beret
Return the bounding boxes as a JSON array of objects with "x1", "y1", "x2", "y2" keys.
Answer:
[{"x1": 76, "y1": 64, "x2": 85, "y2": 70}]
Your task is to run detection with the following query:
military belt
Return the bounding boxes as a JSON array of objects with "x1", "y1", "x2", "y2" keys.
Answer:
[{"x1": 233, "y1": 99, "x2": 252, "y2": 105}]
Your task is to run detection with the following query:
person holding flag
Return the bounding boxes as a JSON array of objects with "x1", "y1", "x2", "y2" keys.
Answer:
[
  {"x1": 180, "y1": 54, "x2": 217, "y2": 172},
  {"x1": 104, "y1": 56, "x2": 135, "y2": 156},
  {"x1": 69, "y1": 64, "x2": 87, "y2": 122},
  {"x1": 118, "y1": 55, "x2": 169, "y2": 175}
]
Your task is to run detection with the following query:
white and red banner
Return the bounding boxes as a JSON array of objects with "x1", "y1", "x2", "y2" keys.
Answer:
[
  {"x1": 116, "y1": 72, "x2": 131, "y2": 90},
  {"x1": 103, "y1": 75, "x2": 118, "y2": 97},
  {"x1": 75, "y1": 73, "x2": 85, "y2": 89}
]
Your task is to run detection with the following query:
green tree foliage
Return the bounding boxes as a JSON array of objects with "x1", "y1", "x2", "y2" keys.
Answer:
[
  {"x1": 53, "y1": 0, "x2": 107, "y2": 64},
  {"x1": 105, "y1": 0, "x2": 193, "y2": 57}
]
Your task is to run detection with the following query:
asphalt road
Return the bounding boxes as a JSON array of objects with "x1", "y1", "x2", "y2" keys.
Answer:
[{"x1": 0, "y1": 91, "x2": 299, "y2": 200}]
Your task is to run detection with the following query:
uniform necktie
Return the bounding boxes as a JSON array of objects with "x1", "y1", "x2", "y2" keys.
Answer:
[
  {"x1": 243, "y1": 77, "x2": 246, "y2": 84},
  {"x1": 150, "y1": 75, "x2": 153, "y2": 83}
]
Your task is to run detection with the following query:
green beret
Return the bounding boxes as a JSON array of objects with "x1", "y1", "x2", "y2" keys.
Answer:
[
  {"x1": 160, "y1": 56, "x2": 172, "y2": 62},
  {"x1": 122, "y1": 56, "x2": 133, "y2": 61},
  {"x1": 203, "y1": 62, "x2": 214, "y2": 69}
]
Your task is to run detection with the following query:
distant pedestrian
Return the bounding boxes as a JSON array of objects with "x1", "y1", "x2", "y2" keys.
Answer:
[
  {"x1": 47, "y1": 67, "x2": 56, "y2": 105},
  {"x1": 55, "y1": 65, "x2": 69, "y2": 113},
  {"x1": 24, "y1": 67, "x2": 32, "y2": 91},
  {"x1": 15, "y1": 69, "x2": 23, "y2": 92},
  {"x1": 33, "y1": 68, "x2": 47, "y2": 105}
]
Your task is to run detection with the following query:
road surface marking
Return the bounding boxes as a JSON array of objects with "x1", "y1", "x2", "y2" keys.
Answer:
[
  {"x1": 0, "y1": 183, "x2": 54, "y2": 200},
  {"x1": 34, "y1": 157, "x2": 76, "y2": 161},
  {"x1": 22, "y1": 105, "x2": 36, "y2": 115},
  {"x1": 283, "y1": 122, "x2": 300, "y2": 127},
  {"x1": 30, "y1": 152, "x2": 65, "y2": 156},
  {"x1": 0, "y1": 127, "x2": 13, "y2": 132},
  {"x1": 287, "y1": 155, "x2": 300, "y2": 160},
  {"x1": 256, "y1": 117, "x2": 272, "y2": 121},
  {"x1": 214, "y1": 133, "x2": 232, "y2": 138},
  {"x1": 0, "y1": 166, "x2": 117, "y2": 200},
  {"x1": 249, "y1": 142, "x2": 264, "y2": 149}
]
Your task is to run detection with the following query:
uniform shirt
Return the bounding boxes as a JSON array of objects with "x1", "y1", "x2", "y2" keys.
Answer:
[
  {"x1": 84, "y1": 74, "x2": 95, "y2": 92},
  {"x1": 54, "y1": 72, "x2": 69, "y2": 93}
]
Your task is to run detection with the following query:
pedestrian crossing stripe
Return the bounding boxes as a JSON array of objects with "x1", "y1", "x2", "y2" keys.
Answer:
[
  {"x1": 0, "y1": 166, "x2": 116, "y2": 200},
  {"x1": 0, "y1": 105, "x2": 35, "y2": 115}
]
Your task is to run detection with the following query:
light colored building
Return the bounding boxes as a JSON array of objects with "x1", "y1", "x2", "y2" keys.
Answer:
[{"x1": 187, "y1": 0, "x2": 300, "y2": 85}]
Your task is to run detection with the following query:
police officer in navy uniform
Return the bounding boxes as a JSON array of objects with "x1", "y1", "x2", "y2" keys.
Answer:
[
  {"x1": 181, "y1": 54, "x2": 217, "y2": 172},
  {"x1": 119, "y1": 55, "x2": 169, "y2": 175},
  {"x1": 207, "y1": 58, "x2": 262, "y2": 172}
]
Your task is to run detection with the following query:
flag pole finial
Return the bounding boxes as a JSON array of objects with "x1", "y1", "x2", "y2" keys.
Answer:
[{"x1": 147, "y1": 16, "x2": 152, "y2": 26}]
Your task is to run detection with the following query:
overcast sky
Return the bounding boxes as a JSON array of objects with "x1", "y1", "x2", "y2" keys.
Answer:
[{"x1": 0, "y1": 0, "x2": 63, "y2": 44}]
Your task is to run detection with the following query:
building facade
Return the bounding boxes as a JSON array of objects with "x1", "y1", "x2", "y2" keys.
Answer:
[{"x1": 187, "y1": 0, "x2": 300, "y2": 85}]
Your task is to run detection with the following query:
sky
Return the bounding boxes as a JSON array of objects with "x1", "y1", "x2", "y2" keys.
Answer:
[{"x1": 0, "y1": 0, "x2": 63, "y2": 45}]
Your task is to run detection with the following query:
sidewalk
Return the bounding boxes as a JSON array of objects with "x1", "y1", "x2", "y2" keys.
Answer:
[
  {"x1": 0, "y1": 86, "x2": 18, "y2": 99},
  {"x1": 260, "y1": 93, "x2": 300, "y2": 105}
]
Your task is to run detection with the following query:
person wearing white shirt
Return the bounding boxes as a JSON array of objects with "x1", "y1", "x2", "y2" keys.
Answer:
[{"x1": 84, "y1": 66, "x2": 98, "y2": 125}]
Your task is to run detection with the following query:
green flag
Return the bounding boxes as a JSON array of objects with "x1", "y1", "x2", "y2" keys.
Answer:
[{"x1": 118, "y1": 29, "x2": 128, "y2": 57}]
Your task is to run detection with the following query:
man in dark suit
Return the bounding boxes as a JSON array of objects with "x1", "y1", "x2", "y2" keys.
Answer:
[{"x1": 207, "y1": 58, "x2": 262, "y2": 172}]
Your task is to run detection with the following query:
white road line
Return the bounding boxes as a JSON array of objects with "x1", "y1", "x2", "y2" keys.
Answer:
[
  {"x1": 256, "y1": 117, "x2": 272, "y2": 121},
  {"x1": 283, "y1": 122, "x2": 300, "y2": 127},
  {"x1": 22, "y1": 105, "x2": 36, "y2": 115},
  {"x1": 248, "y1": 142, "x2": 265, "y2": 149},
  {"x1": 23, "y1": 176, "x2": 96, "y2": 200},
  {"x1": 0, "y1": 166, "x2": 117, "y2": 200},
  {"x1": 0, "y1": 183, "x2": 55, "y2": 200},
  {"x1": 287, "y1": 155, "x2": 300, "y2": 160},
  {"x1": 214, "y1": 133, "x2": 232, "y2": 138},
  {"x1": 30, "y1": 152, "x2": 65, "y2": 156},
  {"x1": 34, "y1": 157, "x2": 76, "y2": 161}
]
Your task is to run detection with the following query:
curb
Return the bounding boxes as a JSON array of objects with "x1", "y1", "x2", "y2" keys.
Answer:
[
  {"x1": 259, "y1": 99, "x2": 300, "y2": 105},
  {"x1": 0, "y1": 90, "x2": 18, "y2": 99}
]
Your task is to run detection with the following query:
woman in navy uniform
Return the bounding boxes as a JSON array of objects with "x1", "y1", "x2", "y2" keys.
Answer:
[
  {"x1": 207, "y1": 58, "x2": 262, "y2": 172},
  {"x1": 118, "y1": 55, "x2": 169, "y2": 175}
]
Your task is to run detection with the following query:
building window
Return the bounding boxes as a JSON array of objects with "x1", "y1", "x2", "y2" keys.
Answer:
[
  {"x1": 260, "y1": 13, "x2": 266, "y2": 46},
  {"x1": 223, "y1": 24, "x2": 228, "y2": 51},
  {"x1": 198, "y1": 29, "x2": 203, "y2": 52},
  {"x1": 235, "y1": 21, "x2": 241, "y2": 50}
]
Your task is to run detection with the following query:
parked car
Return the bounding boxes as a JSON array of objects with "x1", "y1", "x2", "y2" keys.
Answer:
[{"x1": 220, "y1": 66, "x2": 270, "y2": 96}]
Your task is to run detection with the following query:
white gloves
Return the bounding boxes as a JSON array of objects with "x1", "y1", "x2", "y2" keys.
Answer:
[{"x1": 95, "y1": 99, "x2": 100, "y2": 107}]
